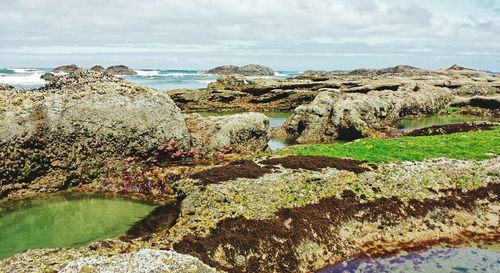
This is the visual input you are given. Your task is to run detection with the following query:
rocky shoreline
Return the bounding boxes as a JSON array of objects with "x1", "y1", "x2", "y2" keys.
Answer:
[{"x1": 0, "y1": 65, "x2": 499, "y2": 272}]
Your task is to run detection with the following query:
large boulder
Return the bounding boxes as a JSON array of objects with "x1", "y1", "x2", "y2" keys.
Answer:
[
  {"x1": 0, "y1": 71, "x2": 190, "y2": 185},
  {"x1": 207, "y1": 64, "x2": 274, "y2": 76},
  {"x1": 105, "y1": 65, "x2": 137, "y2": 75},
  {"x1": 282, "y1": 86, "x2": 454, "y2": 143},
  {"x1": 185, "y1": 113, "x2": 270, "y2": 153}
]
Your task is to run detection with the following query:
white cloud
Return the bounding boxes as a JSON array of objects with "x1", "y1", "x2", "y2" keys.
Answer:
[{"x1": 0, "y1": 0, "x2": 498, "y2": 70}]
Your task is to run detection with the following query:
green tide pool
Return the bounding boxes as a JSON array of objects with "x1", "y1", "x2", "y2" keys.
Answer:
[{"x1": 0, "y1": 195, "x2": 155, "y2": 260}]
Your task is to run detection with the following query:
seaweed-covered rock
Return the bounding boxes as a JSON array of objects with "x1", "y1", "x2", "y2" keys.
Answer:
[
  {"x1": 0, "y1": 71, "x2": 189, "y2": 185},
  {"x1": 185, "y1": 112, "x2": 270, "y2": 153}
]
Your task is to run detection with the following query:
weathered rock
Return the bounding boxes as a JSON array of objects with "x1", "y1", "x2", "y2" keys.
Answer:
[
  {"x1": 174, "y1": 65, "x2": 499, "y2": 112},
  {"x1": 185, "y1": 112, "x2": 270, "y2": 153},
  {"x1": 167, "y1": 88, "x2": 209, "y2": 104},
  {"x1": 91, "y1": 65, "x2": 106, "y2": 73},
  {"x1": 208, "y1": 74, "x2": 248, "y2": 91},
  {"x1": 0, "y1": 71, "x2": 189, "y2": 186},
  {"x1": 105, "y1": 65, "x2": 137, "y2": 75},
  {"x1": 451, "y1": 95, "x2": 500, "y2": 110},
  {"x1": 239, "y1": 64, "x2": 275, "y2": 76},
  {"x1": 52, "y1": 64, "x2": 80, "y2": 74},
  {"x1": 60, "y1": 249, "x2": 217, "y2": 273},
  {"x1": 207, "y1": 64, "x2": 274, "y2": 76},
  {"x1": 282, "y1": 87, "x2": 454, "y2": 143}
]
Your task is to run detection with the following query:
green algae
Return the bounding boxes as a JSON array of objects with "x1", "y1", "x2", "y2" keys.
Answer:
[{"x1": 279, "y1": 128, "x2": 500, "y2": 163}]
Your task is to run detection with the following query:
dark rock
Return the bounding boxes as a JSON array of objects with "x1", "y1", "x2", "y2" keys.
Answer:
[
  {"x1": 207, "y1": 64, "x2": 274, "y2": 76},
  {"x1": 90, "y1": 65, "x2": 106, "y2": 73},
  {"x1": 52, "y1": 64, "x2": 80, "y2": 74},
  {"x1": 105, "y1": 65, "x2": 137, "y2": 75}
]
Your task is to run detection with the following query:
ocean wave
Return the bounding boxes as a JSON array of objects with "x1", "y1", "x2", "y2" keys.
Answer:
[
  {"x1": 10, "y1": 68, "x2": 39, "y2": 74},
  {"x1": 274, "y1": 72, "x2": 287, "y2": 77},
  {"x1": 134, "y1": 70, "x2": 160, "y2": 76},
  {"x1": 0, "y1": 71, "x2": 46, "y2": 86}
]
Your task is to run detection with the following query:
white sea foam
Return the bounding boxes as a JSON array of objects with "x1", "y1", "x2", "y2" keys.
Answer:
[
  {"x1": 274, "y1": 72, "x2": 287, "y2": 77},
  {"x1": 163, "y1": 72, "x2": 203, "y2": 77},
  {"x1": 134, "y1": 70, "x2": 160, "y2": 76},
  {"x1": 9, "y1": 68, "x2": 38, "y2": 74},
  {"x1": 0, "y1": 71, "x2": 46, "y2": 86}
]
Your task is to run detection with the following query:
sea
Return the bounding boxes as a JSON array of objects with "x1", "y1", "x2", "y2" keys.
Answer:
[{"x1": 0, "y1": 68, "x2": 299, "y2": 90}]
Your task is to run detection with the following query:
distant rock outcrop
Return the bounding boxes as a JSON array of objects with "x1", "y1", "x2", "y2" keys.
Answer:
[
  {"x1": 90, "y1": 65, "x2": 106, "y2": 73},
  {"x1": 52, "y1": 64, "x2": 80, "y2": 74},
  {"x1": 105, "y1": 65, "x2": 137, "y2": 75},
  {"x1": 447, "y1": 64, "x2": 474, "y2": 71},
  {"x1": 207, "y1": 64, "x2": 274, "y2": 76}
]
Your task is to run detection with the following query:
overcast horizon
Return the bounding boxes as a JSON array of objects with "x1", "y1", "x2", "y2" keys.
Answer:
[{"x1": 1, "y1": 0, "x2": 499, "y2": 71}]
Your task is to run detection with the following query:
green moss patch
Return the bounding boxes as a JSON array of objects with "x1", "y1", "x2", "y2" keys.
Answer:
[{"x1": 280, "y1": 128, "x2": 500, "y2": 163}]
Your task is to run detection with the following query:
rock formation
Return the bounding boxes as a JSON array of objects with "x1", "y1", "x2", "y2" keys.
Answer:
[
  {"x1": 52, "y1": 64, "x2": 80, "y2": 74},
  {"x1": 169, "y1": 65, "x2": 500, "y2": 112},
  {"x1": 207, "y1": 64, "x2": 274, "y2": 76},
  {"x1": 0, "y1": 71, "x2": 271, "y2": 199},
  {"x1": 186, "y1": 113, "x2": 270, "y2": 153},
  {"x1": 105, "y1": 65, "x2": 137, "y2": 75},
  {"x1": 60, "y1": 249, "x2": 217, "y2": 273},
  {"x1": 281, "y1": 87, "x2": 454, "y2": 143},
  {"x1": 1, "y1": 71, "x2": 190, "y2": 186},
  {"x1": 91, "y1": 65, "x2": 106, "y2": 73}
]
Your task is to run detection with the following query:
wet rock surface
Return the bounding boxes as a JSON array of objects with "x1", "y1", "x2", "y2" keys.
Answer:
[
  {"x1": 174, "y1": 182, "x2": 499, "y2": 273},
  {"x1": 1, "y1": 156, "x2": 499, "y2": 272}
]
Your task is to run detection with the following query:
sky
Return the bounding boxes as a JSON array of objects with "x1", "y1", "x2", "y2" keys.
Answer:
[{"x1": 0, "y1": 0, "x2": 499, "y2": 71}]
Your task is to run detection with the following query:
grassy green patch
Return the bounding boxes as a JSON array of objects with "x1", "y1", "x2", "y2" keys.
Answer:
[{"x1": 279, "y1": 128, "x2": 500, "y2": 163}]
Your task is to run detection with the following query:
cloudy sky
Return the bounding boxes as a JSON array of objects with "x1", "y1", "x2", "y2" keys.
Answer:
[{"x1": 1, "y1": 0, "x2": 499, "y2": 70}]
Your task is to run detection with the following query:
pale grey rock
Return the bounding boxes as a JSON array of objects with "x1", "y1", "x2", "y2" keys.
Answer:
[
  {"x1": 186, "y1": 112, "x2": 270, "y2": 153},
  {"x1": 60, "y1": 249, "x2": 218, "y2": 273},
  {"x1": 282, "y1": 86, "x2": 454, "y2": 143}
]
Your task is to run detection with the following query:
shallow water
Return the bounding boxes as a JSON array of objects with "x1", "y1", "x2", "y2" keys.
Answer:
[
  {"x1": 319, "y1": 245, "x2": 500, "y2": 273},
  {"x1": 0, "y1": 195, "x2": 155, "y2": 260},
  {"x1": 197, "y1": 111, "x2": 293, "y2": 150},
  {"x1": 399, "y1": 114, "x2": 499, "y2": 130}
]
